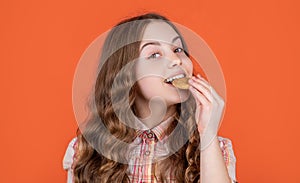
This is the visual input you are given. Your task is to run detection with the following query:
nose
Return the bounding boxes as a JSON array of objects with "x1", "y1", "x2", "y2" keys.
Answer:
[{"x1": 167, "y1": 52, "x2": 182, "y2": 68}]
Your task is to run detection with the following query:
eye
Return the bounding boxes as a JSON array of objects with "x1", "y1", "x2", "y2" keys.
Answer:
[
  {"x1": 147, "y1": 52, "x2": 161, "y2": 59},
  {"x1": 174, "y1": 47, "x2": 184, "y2": 53}
]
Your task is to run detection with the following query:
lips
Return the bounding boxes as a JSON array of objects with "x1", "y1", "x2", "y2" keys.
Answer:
[{"x1": 164, "y1": 73, "x2": 186, "y2": 84}]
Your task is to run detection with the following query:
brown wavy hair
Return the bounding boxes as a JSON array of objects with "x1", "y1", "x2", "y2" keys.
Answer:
[{"x1": 73, "y1": 13, "x2": 201, "y2": 183}]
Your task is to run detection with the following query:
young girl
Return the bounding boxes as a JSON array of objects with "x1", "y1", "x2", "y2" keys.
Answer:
[{"x1": 63, "y1": 13, "x2": 237, "y2": 183}]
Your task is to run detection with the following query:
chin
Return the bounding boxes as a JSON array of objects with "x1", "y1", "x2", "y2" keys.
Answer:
[
  {"x1": 168, "y1": 90, "x2": 190, "y2": 105},
  {"x1": 179, "y1": 89, "x2": 190, "y2": 102}
]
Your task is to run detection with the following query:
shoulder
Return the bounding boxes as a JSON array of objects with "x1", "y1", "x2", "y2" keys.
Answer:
[
  {"x1": 217, "y1": 136, "x2": 234, "y2": 151},
  {"x1": 63, "y1": 137, "x2": 78, "y2": 170},
  {"x1": 217, "y1": 136, "x2": 237, "y2": 164},
  {"x1": 217, "y1": 136, "x2": 237, "y2": 182}
]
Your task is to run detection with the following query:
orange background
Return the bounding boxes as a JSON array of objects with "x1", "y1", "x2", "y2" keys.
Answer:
[{"x1": 1, "y1": 0, "x2": 299, "y2": 182}]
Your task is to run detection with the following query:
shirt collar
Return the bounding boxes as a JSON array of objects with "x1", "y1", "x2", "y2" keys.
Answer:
[{"x1": 135, "y1": 114, "x2": 175, "y2": 141}]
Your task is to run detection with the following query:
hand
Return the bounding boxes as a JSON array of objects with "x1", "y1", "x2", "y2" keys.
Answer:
[{"x1": 188, "y1": 74, "x2": 225, "y2": 149}]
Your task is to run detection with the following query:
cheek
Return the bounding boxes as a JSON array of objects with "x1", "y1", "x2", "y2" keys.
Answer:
[
  {"x1": 137, "y1": 79, "x2": 151, "y2": 94},
  {"x1": 136, "y1": 78, "x2": 162, "y2": 98},
  {"x1": 135, "y1": 61, "x2": 166, "y2": 80},
  {"x1": 182, "y1": 58, "x2": 193, "y2": 74}
]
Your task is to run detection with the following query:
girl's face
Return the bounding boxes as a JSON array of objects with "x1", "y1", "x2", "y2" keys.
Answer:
[{"x1": 135, "y1": 21, "x2": 193, "y2": 107}]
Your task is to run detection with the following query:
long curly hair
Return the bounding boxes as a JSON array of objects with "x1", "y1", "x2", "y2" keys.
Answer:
[{"x1": 73, "y1": 13, "x2": 201, "y2": 183}]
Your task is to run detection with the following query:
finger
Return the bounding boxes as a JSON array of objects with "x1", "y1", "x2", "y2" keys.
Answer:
[
  {"x1": 189, "y1": 86, "x2": 210, "y2": 106},
  {"x1": 191, "y1": 77, "x2": 214, "y2": 99},
  {"x1": 189, "y1": 79, "x2": 213, "y2": 102},
  {"x1": 195, "y1": 75, "x2": 224, "y2": 103},
  {"x1": 192, "y1": 76, "x2": 219, "y2": 101},
  {"x1": 196, "y1": 74, "x2": 209, "y2": 84},
  {"x1": 193, "y1": 75, "x2": 211, "y2": 91}
]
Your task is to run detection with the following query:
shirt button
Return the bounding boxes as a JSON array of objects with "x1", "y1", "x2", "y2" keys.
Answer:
[
  {"x1": 134, "y1": 137, "x2": 142, "y2": 144},
  {"x1": 145, "y1": 150, "x2": 150, "y2": 156}
]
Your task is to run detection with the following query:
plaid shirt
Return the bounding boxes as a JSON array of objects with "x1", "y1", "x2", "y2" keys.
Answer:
[
  {"x1": 63, "y1": 118, "x2": 237, "y2": 183},
  {"x1": 127, "y1": 116, "x2": 175, "y2": 182}
]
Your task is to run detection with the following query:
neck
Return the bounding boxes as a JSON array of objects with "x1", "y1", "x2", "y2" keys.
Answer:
[{"x1": 134, "y1": 96, "x2": 177, "y2": 129}]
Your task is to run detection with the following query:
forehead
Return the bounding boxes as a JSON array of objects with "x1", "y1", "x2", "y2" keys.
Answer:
[{"x1": 141, "y1": 21, "x2": 180, "y2": 43}]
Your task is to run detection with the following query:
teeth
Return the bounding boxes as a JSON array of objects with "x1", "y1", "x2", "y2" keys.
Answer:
[{"x1": 165, "y1": 74, "x2": 185, "y2": 83}]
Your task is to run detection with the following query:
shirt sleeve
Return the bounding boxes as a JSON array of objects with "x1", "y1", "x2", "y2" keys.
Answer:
[
  {"x1": 63, "y1": 137, "x2": 77, "y2": 183},
  {"x1": 217, "y1": 136, "x2": 238, "y2": 183}
]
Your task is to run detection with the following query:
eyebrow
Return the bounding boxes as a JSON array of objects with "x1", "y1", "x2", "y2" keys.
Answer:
[{"x1": 140, "y1": 36, "x2": 182, "y2": 52}]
